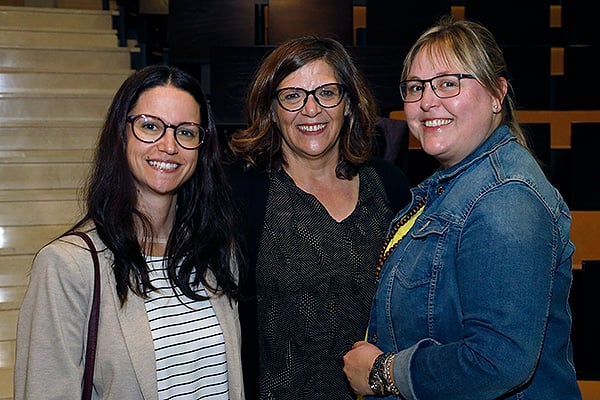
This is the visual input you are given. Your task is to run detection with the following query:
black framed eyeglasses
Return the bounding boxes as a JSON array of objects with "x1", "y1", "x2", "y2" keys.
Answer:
[
  {"x1": 274, "y1": 83, "x2": 347, "y2": 112},
  {"x1": 399, "y1": 73, "x2": 476, "y2": 103},
  {"x1": 126, "y1": 114, "x2": 208, "y2": 150}
]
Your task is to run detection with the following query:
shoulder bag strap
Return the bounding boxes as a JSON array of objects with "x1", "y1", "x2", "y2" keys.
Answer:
[{"x1": 65, "y1": 231, "x2": 101, "y2": 400}]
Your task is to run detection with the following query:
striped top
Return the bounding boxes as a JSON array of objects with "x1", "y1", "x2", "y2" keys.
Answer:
[{"x1": 144, "y1": 256, "x2": 229, "y2": 400}]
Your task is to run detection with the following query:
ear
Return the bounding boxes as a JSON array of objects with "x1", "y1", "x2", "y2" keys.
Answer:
[
  {"x1": 270, "y1": 105, "x2": 279, "y2": 126},
  {"x1": 493, "y1": 76, "x2": 509, "y2": 111},
  {"x1": 344, "y1": 102, "x2": 350, "y2": 117}
]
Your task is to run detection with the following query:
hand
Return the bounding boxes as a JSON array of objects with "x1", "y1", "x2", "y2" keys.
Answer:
[{"x1": 343, "y1": 341, "x2": 383, "y2": 395}]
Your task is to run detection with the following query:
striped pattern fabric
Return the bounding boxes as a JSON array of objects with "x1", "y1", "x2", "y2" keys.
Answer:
[{"x1": 145, "y1": 256, "x2": 229, "y2": 400}]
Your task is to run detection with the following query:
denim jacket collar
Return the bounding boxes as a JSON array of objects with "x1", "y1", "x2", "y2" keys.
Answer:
[{"x1": 424, "y1": 124, "x2": 515, "y2": 186}]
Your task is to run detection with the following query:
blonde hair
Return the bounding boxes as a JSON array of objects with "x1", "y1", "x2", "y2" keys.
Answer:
[{"x1": 402, "y1": 16, "x2": 530, "y2": 149}]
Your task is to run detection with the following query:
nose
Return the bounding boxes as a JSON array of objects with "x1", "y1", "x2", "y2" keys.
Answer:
[
  {"x1": 157, "y1": 127, "x2": 178, "y2": 154},
  {"x1": 420, "y1": 81, "x2": 439, "y2": 109},
  {"x1": 301, "y1": 93, "x2": 321, "y2": 116}
]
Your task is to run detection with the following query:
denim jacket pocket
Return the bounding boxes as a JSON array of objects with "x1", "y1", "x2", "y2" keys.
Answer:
[{"x1": 391, "y1": 217, "x2": 449, "y2": 288}]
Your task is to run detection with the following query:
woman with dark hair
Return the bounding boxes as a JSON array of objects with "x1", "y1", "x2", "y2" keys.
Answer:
[
  {"x1": 226, "y1": 36, "x2": 411, "y2": 399},
  {"x1": 15, "y1": 64, "x2": 245, "y2": 400}
]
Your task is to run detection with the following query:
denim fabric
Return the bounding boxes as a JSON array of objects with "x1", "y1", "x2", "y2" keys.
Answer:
[{"x1": 366, "y1": 125, "x2": 581, "y2": 400}]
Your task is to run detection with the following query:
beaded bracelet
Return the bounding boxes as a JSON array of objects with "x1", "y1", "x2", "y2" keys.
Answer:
[
  {"x1": 381, "y1": 352, "x2": 401, "y2": 396},
  {"x1": 368, "y1": 353, "x2": 388, "y2": 395},
  {"x1": 369, "y1": 352, "x2": 402, "y2": 396}
]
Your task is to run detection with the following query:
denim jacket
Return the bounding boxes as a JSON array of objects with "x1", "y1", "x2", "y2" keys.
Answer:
[{"x1": 367, "y1": 125, "x2": 581, "y2": 399}]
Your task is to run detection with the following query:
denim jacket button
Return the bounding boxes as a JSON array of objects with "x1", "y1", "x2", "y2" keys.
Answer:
[
  {"x1": 437, "y1": 185, "x2": 444, "y2": 195},
  {"x1": 371, "y1": 334, "x2": 378, "y2": 343}
]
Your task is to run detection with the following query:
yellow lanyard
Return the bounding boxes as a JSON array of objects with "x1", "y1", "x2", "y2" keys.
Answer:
[{"x1": 384, "y1": 205, "x2": 425, "y2": 253}]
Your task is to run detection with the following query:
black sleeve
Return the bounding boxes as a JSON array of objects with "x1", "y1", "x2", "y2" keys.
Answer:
[
  {"x1": 371, "y1": 157, "x2": 412, "y2": 214},
  {"x1": 225, "y1": 163, "x2": 269, "y2": 269},
  {"x1": 224, "y1": 163, "x2": 268, "y2": 400}
]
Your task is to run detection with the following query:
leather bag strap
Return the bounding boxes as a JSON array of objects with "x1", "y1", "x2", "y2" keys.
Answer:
[{"x1": 65, "y1": 231, "x2": 101, "y2": 400}]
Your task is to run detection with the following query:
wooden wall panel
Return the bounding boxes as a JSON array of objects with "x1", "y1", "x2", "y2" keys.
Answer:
[
  {"x1": 268, "y1": 0, "x2": 352, "y2": 45},
  {"x1": 168, "y1": 0, "x2": 255, "y2": 63},
  {"x1": 464, "y1": 0, "x2": 552, "y2": 46},
  {"x1": 366, "y1": 0, "x2": 452, "y2": 48},
  {"x1": 209, "y1": 45, "x2": 273, "y2": 125},
  {"x1": 562, "y1": 0, "x2": 598, "y2": 46}
]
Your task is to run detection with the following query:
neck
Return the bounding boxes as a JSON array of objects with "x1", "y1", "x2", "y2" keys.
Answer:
[
  {"x1": 283, "y1": 144, "x2": 340, "y2": 176},
  {"x1": 285, "y1": 158, "x2": 340, "y2": 185},
  {"x1": 142, "y1": 236, "x2": 168, "y2": 244},
  {"x1": 136, "y1": 195, "x2": 177, "y2": 245}
]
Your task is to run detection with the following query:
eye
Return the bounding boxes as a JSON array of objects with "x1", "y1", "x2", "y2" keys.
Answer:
[
  {"x1": 406, "y1": 81, "x2": 424, "y2": 93},
  {"x1": 139, "y1": 120, "x2": 160, "y2": 132},
  {"x1": 318, "y1": 88, "x2": 336, "y2": 98},
  {"x1": 285, "y1": 92, "x2": 301, "y2": 100},
  {"x1": 278, "y1": 89, "x2": 303, "y2": 102},
  {"x1": 439, "y1": 78, "x2": 459, "y2": 89},
  {"x1": 176, "y1": 126, "x2": 199, "y2": 138}
]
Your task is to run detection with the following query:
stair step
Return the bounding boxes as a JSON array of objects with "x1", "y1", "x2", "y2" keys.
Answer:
[
  {"x1": 0, "y1": 68, "x2": 131, "y2": 92},
  {"x1": 0, "y1": 340, "x2": 15, "y2": 369},
  {"x1": 0, "y1": 287, "x2": 25, "y2": 311},
  {"x1": 0, "y1": 339, "x2": 15, "y2": 400},
  {"x1": 0, "y1": 0, "x2": 116, "y2": 8},
  {"x1": 0, "y1": 162, "x2": 90, "y2": 190},
  {"x1": 55, "y1": 0, "x2": 113, "y2": 9},
  {"x1": 0, "y1": 225, "x2": 72, "y2": 256},
  {"x1": 0, "y1": 310, "x2": 17, "y2": 341},
  {"x1": 0, "y1": 316, "x2": 16, "y2": 399},
  {"x1": 0, "y1": 26, "x2": 118, "y2": 48},
  {"x1": 0, "y1": 149, "x2": 93, "y2": 163},
  {"x1": 0, "y1": 3, "x2": 125, "y2": 398},
  {"x1": 0, "y1": 121, "x2": 101, "y2": 150},
  {"x1": 0, "y1": 199, "x2": 83, "y2": 226},
  {"x1": 0, "y1": 189, "x2": 79, "y2": 202},
  {"x1": 0, "y1": 5, "x2": 116, "y2": 30},
  {"x1": 0, "y1": 255, "x2": 34, "y2": 286},
  {"x1": 0, "y1": 45, "x2": 135, "y2": 70},
  {"x1": 0, "y1": 344, "x2": 14, "y2": 400},
  {"x1": 0, "y1": 92, "x2": 113, "y2": 119}
]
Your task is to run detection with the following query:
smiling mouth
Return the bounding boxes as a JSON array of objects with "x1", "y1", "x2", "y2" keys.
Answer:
[
  {"x1": 424, "y1": 119, "x2": 452, "y2": 127},
  {"x1": 297, "y1": 123, "x2": 327, "y2": 133},
  {"x1": 148, "y1": 160, "x2": 179, "y2": 171}
]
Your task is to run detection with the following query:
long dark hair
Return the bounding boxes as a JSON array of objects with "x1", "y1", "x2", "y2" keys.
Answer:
[
  {"x1": 228, "y1": 36, "x2": 378, "y2": 179},
  {"x1": 73, "y1": 64, "x2": 241, "y2": 304}
]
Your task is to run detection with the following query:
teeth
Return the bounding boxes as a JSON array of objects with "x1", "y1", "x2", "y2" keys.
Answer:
[
  {"x1": 425, "y1": 119, "x2": 452, "y2": 127},
  {"x1": 148, "y1": 160, "x2": 178, "y2": 171},
  {"x1": 298, "y1": 124, "x2": 326, "y2": 132}
]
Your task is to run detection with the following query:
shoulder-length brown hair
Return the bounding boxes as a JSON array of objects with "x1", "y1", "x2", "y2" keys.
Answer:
[{"x1": 228, "y1": 36, "x2": 378, "y2": 179}]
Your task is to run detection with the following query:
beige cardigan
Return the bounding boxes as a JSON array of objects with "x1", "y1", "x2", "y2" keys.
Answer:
[{"x1": 14, "y1": 229, "x2": 244, "y2": 400}]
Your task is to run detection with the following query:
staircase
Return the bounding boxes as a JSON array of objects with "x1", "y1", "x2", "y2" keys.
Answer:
[{"x1": 0, "y1": 3, "x2": 136, "y2": 398}]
